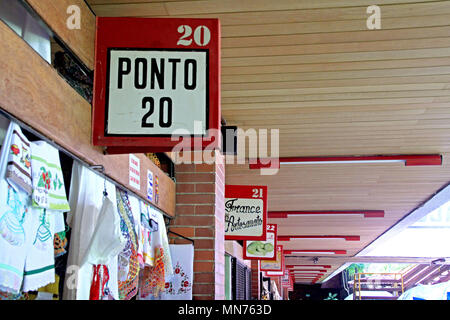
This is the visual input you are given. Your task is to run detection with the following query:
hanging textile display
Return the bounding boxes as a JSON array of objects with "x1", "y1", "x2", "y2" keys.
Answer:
[
  {"x1": 30, "y1": 141, "x2": 70, "y2": 211},
  {"x1": 0, "y1": 121, "x2": 68, "y2": 295},
  {"x1": 116, "y1": 188, "x2": 140, "y2": 300},
  {"x1": 137, "y1": 203, "x2": 173, "y2": 300},
  {"x1": 63, "y1": 162, "x2": 121, "y2": 300},
  {"x1": 82, "y1": 197, "x2": 126, "y2": 300},
  {"x1": 159, "y1": 244, "x2": 194, "y2": 300},
  {"x1": 22, "y1": 140, "x2": 68, "y2": 292},
  {"x1": 5, "y1": 123, "x2": 32, "y2": 194},
  {"x1": 53, "y1": 230, "x2": 68, "y2": 258},
  {"x1": 0, "y1": 121, "x2": 33, "y2": 294},
  {"x1": 21, "y1": 208, "x2": 65, "y2": 292}
]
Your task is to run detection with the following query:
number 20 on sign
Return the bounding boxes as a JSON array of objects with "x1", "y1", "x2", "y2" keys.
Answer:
[{"x1": 92, "y1": 18, "x2": 221, "y2": 153}]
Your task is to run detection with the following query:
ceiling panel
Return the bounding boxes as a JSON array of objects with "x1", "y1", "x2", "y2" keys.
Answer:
[{"x1": 86, "y1": 0, "x2": 450, "y2": 284}]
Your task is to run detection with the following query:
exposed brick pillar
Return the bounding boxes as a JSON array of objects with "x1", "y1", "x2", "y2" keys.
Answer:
[
  {"x1": 251, "y1": 260, "x2": 260, "y2": 300},
  {"x1": 171, "y1": 151, "x2": 225, "y2": 300}
]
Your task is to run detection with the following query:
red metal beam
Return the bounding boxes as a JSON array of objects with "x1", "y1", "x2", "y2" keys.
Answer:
[
  {"x1": 249, "y1": 154, "x2": 442, "y2": 169},
  {"x1": 269, "y1": 210, "x2": 385, "y2": 218},
  {"x1": 278, "y1": 235, "x2": 360, "y2": 241},
  {"x1": 286, "y1": 264, "x2": 332, "y2": 269}
]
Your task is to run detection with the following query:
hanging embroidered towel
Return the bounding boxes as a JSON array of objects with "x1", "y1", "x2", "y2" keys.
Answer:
[
  {"x1": 116, "y1": 188, "x2": 140, "y2": 300},
  {"x1": 5, "y1": 123, "x2": 32, "y2": 194},
  {"x1": 159, "y1": 244, "x2": 194, "y2": 300},
  {"x1": 137, "y1": 206, "x2": 173, "y2": 300},
  {"x1": 150, "y1": 205, "x2": 173, "y2": 279},
  {"x1": 0, "y1": 121, "x2": 33, "y2": 294},
  {"x1": 82, "y1": 197, "x2": 126, "y2": 266},
  {"x1": 22, "y1": 209, "x2": 65, "y2": 292},
  {"x1": 63, "y1": 162, "x2": 121, "y2": 300},
  {"x1": 30, "y1": 141, "x2": 70, "y2": 211},
  {"x1": 138, "y1": 201, "x2": 158, "y2": 267}
]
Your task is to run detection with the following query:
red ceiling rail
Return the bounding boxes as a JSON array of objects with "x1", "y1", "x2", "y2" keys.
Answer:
[
  {"x1": 249, "y1": 154, "x2": 442, "y2": 169},
  {"x1": 269, "y1": 210, "x2": 385, "y2": 218},
  {"x1": 284, "y1": 249, "x2": 347, "y2": 255},
  {"x1": 278, "y1": 235, "x2": 360, "y2": 241},
  {"x1": 288, "y1": 269, "x2": 328, "y2": 273},
  {"x1": 286, "y1": 264, "x2": 332, "y2": 269}
]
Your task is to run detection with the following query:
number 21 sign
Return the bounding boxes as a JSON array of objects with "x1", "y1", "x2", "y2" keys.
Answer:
[
  {"x1": 225, "y1": 185, "x2": 268, "y2": 241},
  {"x1": 92, "y1": 18, "x2": 220, "y2": 153}
]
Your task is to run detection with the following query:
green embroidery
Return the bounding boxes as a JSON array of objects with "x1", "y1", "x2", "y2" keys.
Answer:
[
  {"x1": 23, "y1": 264, "x2": 54, "y2": 276},
  {"x1": 33, "y1": 209, "x2": 52, "y2": 249},
  {"x1": 0, "y1": 186, "x2": 26, "y2": 246}
]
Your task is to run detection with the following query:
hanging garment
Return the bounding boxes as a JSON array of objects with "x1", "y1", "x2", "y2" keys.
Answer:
[
  {"x1": 22, "y1": 208, "x2": 65, "y2": 292},
  {"x1": 63, "y1": 162, "x2": 120, "y2": 300},
  {"x1": 30, "y1": 141, "x2": 70, "y2": 211},
  {"x1": 0, "y1": 121, "x2": 33, "y2": 294},
  {"x1": 82, "y1": 197, "x2": 126, "y2": 267},
  {"x1": 137, "y1": 205, "x2": 173, "y2": 300},
  {"x1": 138, "y1": 201, "x2": 159, "y2": 267},
  {"x1": 116, "y1": 189, "x2": 140, "y2": 300},
  {"x1": 81, "y1": 197, "x2": 126, "y2": 300},
  {"x1": 53, "y1": 230, "x2": 68, "y2": 258},
  {"x1": 159, "y1": 244, "x2": 194, "y2": 300},
  {"x1": 5, "y1": 123, "x2": 32, "y2": 195},
  {"x1": 89, "y1": 264, "x2": 109, "y2": 300}
]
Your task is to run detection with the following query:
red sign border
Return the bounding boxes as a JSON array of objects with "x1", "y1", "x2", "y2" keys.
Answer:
[
  {"x1": 92, "y1": 17, "x2": 221, "y2": 152},
  {"x1": 243, "y1": 224, "x2": 277, "y2": 260},
  {"x1": 224, "y1": 185, "x2": 268, "y2": 241}
]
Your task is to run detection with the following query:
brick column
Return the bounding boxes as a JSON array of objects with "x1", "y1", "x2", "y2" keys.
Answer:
[
  {"x1": 170, "y1": 151, "x2": 225, "y2": 300},
  {"x1": 251, "y1": 260, "x2": 260, "y2": 300}
]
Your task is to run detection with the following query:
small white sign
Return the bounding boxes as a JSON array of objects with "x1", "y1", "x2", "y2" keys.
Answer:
[
  {"x1": 129, "y1": 154, "x2": 140, "y2": 190},
  {"x1": 225, "y1": 197, "x2": 264, "y2": 238},
  {"x1": 147, "y1": 170, "x2": 154, "y2": 202}
]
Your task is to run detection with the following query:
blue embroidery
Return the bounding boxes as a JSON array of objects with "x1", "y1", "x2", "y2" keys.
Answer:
[
  {"x1": 0, "y1": 185, "x2": 26, "y2": 246},
  {"x1": 33, "y1": 209, "x2": 52, "y2": 250}
]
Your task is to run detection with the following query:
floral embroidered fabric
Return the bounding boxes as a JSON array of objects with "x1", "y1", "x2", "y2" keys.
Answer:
[
  {"x1": 116, "y1": 189, "x2": 140, "y2": 300},
  {"x1": 30, "y1": 141, "x2": 70, "y2": 211},
  {"x1": 5, "y1": 124, "x2": 32, "y2": 195}
]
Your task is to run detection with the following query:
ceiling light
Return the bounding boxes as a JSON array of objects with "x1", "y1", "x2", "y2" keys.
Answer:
[
  {"x1": 284, "y1": 250, "x2": 347, "y2": 255},
  {"x1": 278, "y1": 235, "x2": 360, "y2": 241}
]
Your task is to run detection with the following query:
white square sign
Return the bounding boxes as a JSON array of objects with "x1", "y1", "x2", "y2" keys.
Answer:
[{"x1": 106, "y1": 49, "x2": 208, "y2": 136}]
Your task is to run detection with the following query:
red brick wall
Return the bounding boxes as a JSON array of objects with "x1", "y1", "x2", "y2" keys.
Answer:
[
  {"x1": 170, "y1": 151, "x2": 225, "y2": 300},
  {"x1": 251, "y1": 260, "x2": 260, "y2": 299}
]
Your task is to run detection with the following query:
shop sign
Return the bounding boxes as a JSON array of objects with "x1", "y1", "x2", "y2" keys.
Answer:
[
  {"x1": 243, "y1": 224, "x2": 277, "y2": 260},
  {"x1": 129, "y1": 154, "x2": 140, "y2": 190},
  {"x1": 261, "y1": 245, "x2": 284, "y2": 272},
  {"x1": 147, "y1": 170, "x2": 154, "y2": 202},
  {"x1": 224, "y1": 185, "x2": 267, "y2": 241},
  {"x1": 92, "y1": 17, "x2": 221, "y2": 152}
]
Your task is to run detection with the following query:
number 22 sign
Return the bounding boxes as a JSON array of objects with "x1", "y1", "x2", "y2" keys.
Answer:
[{"x1": 92, "y1": 17, "x2": 220, "y2": 153}]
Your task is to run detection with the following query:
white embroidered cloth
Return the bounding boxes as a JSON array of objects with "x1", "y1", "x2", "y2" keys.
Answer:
[
  {"x1": 159, "y1": 244, "x2": 194, "y2": 300},
  {"x1": 30, "y1": 141, "x2": 70, "y2": 211}
]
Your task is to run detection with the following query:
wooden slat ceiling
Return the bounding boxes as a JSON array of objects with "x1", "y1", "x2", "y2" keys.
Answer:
[{"x1": 86, "y1": 0, "x2": 450, "y2": 284}]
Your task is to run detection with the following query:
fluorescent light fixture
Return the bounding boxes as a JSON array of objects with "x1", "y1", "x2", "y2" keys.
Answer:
[
  {"x1": 278, "y1": 235, "x2": 360, "y2": 241},
  {"x1": 269, "y1": 211, "x2": 384, "y2": 218},
  {"x1": 281, "y1": 160, "x2": 404, "y2": 165},
  {"x1": 249, "y1": 155, "x2": 442, "y2": 169},
  {"x1": 285, "y1": 250, "x2": 347, "y2": 255}
]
